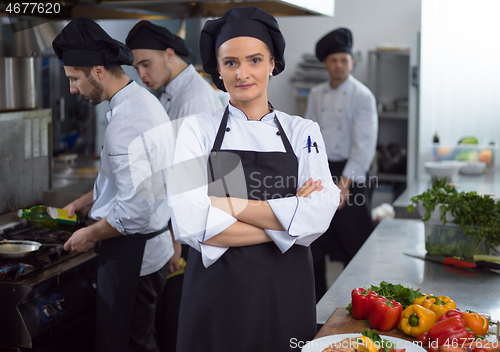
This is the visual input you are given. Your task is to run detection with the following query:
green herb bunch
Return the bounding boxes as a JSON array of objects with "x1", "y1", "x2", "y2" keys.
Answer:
[
  {"x1": 368, "y1": 281, "x2": 423, "y2": 309},
  {"x1": 408, "y1": 177, "x2": 500, "y2": 251},
  {"x1": 346, "y1": 281, "x2": 423, "y2": 313}
]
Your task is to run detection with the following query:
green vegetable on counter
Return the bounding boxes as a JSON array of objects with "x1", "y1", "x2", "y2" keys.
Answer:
[
  {"x1": 408, "y1": 177, "x2": 500, "y2": 252},
  {"x1": 362, "y1": 328, "x2": 401, "y2": 352},
  {"x1": 346, "y1": 281, "x2": 423, "y2": 313}
]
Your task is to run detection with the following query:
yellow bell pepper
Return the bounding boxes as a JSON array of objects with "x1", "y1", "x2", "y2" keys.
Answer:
[
  {"x1": 352, "y1": 336, "x2": 379, "y2": 352},
  {"x1": 398, "y1": 304, "x2": 437, "y2": 337},
  {"x1": 412, "y1": 294, "x2": 456, "y2": 320}
]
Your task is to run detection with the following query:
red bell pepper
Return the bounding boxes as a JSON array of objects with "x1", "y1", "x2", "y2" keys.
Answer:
[
  {"x1": 427, "y1": 316, "x2": 469, "y2": 346},
  {"x1": 438, "y1": 309, "x2": 463, "y2": 322},
  {"x1": 351, "y1": 288, "x2": 378, "y2": 320},
  {"x1": 368, "y1": 296, "x2": 403, "y2": 331}
]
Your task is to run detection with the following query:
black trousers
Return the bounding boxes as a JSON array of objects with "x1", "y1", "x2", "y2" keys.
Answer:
[
  {"x1": 155, "y1": 244, "x2": 189, "y2": 352},
  {"x1": 129, "y1": 262, "x2": 170, "y2": 352}
]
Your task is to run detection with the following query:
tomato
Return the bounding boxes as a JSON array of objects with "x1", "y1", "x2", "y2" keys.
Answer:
[
  {"x1": 417, "y1": 332, "x2": 430, "y2": 346},
  {"x1": 427, "y1": 345, "x2": 440, "y2": 352},
  {"x1": 468, "y1": 331, "x2": 476, "y2": 340}
]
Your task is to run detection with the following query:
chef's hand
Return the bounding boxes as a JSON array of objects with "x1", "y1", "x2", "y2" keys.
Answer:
[
  {"x1": 63, "y1": 226, "x2": 97, "y2": 253},
  {"x1": 296, "y1": 178, "x2": 323, "y2": 198},
  {"x1": 337, "y1": 176, "x2": 352, "y2": 210},
  {"x1": 64, "y1": 190, "x2": 94, "y2": 217},
  {"x1": 168, "y1": 237, "x2": 182, "y2": 275}
]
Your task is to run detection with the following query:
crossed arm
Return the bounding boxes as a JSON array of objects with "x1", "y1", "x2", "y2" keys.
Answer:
[{"x1": 203, "y1": 178, "x2": 323, "y2": 247}]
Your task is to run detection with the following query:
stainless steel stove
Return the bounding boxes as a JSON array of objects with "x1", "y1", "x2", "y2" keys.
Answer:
[{"x1": 0, "y1": 217, "x2": 97, "y2": 351}]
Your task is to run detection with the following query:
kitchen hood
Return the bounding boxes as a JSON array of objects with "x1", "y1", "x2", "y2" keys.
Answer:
[{"x1": 1, "y1": 0, "x2": 334, "y2": 20}]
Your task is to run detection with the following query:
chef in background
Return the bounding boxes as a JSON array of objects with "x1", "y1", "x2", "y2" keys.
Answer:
[
  {"x1": 305, "y1": 27, "x2": 378, "y2": 302},
  {"x1": 53, "y1": 17, "x2": 174, "y2": 352},
  {"x1": 125, "y1": 21, "x2": 223, "y2": 352},
  {"x1": 126, "y1": 20, "x2": 222, "y2": 120}
]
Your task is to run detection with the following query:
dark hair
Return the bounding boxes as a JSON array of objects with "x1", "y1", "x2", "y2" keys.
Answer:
[{"x1": 74, "y1": 65, "x2": 125, "y2": 78}]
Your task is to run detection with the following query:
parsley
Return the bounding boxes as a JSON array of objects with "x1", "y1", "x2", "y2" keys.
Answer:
[
  {"x1": 408, "y1": 177, "x2": 500, "y2": 251},
  {"x1": 368, "y1": 281, "x2": 423, "y2": 310},
  {"x1": 362, "y1": 328, "x2": 395, "y2": 352}
]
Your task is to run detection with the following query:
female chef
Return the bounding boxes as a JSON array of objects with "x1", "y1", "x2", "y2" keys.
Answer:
[{"x1": 167, "y1": 7, "x2": 340, "y2": 352}]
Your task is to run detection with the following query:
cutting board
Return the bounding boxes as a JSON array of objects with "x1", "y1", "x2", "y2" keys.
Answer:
[{"x1": 314, "y1": 308, "x2": 416, "y2": 341}]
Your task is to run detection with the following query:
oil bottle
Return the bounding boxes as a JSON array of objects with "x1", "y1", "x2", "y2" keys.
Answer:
[{"x1": 18, "y1": 205, "x2": 85, "y2": 232}]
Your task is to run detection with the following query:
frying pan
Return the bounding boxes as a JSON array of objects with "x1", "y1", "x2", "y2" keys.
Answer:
[{"x1": 0, "y1": 240, "x2": 42, "y2": 262}]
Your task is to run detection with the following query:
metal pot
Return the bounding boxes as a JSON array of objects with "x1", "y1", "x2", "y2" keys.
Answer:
[
  {"x1": 0, "y1": 240, "x2": 42, "y2": 262},
  {"x1": 0, "y1": 57, "x2": 39, "y2": 111}
]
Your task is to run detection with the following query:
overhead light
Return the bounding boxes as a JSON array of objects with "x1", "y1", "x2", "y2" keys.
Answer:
[{"x1": 282, "y1": 0, "x2": 335, "y2": 16}]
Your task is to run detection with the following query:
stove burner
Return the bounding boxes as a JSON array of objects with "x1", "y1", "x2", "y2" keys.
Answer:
[
  {"x1": 0, "y1": 218, "x2": 97, "y2": 350},
  {"x1": 3, "y1": 222, "x2": 71, "y2": 244},
  {"x1": 0, "y1": 262, "x2": 38, "y2": 280},
  {"x1": 0, "y1": 222, "x2": 77, "y2": 282}
]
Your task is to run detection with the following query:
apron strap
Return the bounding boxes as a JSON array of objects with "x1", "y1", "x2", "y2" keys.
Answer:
[
  {"x1": 127, "y1": 223, "x2": 170, "y2": 240},
  {"x1": 95, "y1": 223, "x2": 170, "y2": 254},
  {"x1": 274, "y1": 115, "x2": 294, "y2": 154},
  {"x1": 211, "y1": 106, "x2": 230, "y2": 152}
]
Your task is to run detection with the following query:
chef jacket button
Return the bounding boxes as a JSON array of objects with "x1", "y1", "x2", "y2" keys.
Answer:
[
  {"x1": 343, "y1": 91, "x2": 347, "y2": 95},
  {"x1": 276, "y1": 131, "x2": 281, "y2": 136},
  {"x1": 337, "y1": 126, "x2": 341, "y2": 130},
  {"x1": 211, "y1": 151, "x2": 216, "y2": 156},
  {"x1": 338, "y1": 109, "x2": 342, "y2": 112},
  {"x1": 226, "y1": 127, "x2": 230, "y2": 132},
  {"x1": 335, "y1": 145, "x2": 339, "y2": 149}
]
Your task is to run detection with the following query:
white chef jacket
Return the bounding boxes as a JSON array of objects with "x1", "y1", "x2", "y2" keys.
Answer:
[
  {"x1": 168, "y1": 104, "x2": 340, "y2": 267},
  {"x1": 90, "y1": 81, "x2": 174, "y2": 276},
  {"x1": 160, "y1": 64, "x2": 223, "y2": 120},
  {"x1": 304, "y1": 75, "x2": 378, "y2": 183}
]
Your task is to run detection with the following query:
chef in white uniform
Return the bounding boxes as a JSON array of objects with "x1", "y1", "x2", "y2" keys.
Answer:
[
  {"x1": 53, "y1": 17, "x2": 174, "y2": 352},
  {"x1": 167, "y1": 7, "x2": 340, "y2": 351},
  {"x1": 126, "y1": 21, "x2": 224, "y2": 352},
  {"x1": 305, "y1": 27, "x2": 378, "y2": 302},
  {"x1": 126, "y1": 20, "x2": 222, "y2": 121}
]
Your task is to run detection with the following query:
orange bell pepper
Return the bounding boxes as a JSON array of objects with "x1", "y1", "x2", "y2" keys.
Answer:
[{"x1": 462, "y1": 311, "x2": 489, "y2": 336}]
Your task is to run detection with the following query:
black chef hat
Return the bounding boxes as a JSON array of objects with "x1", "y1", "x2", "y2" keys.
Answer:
[
  {"x1": 315, "y1": 28, "x2": 353, "y2": 62},
  {"x1": 52, "y1": 17, "x2": 133, "y2": 68},
  {"x1": 125, "y1": 20, "x2": 191, "y2": 57},
  {"x1": 199, "y1": 7, "x2": 286, "y2": 91}
]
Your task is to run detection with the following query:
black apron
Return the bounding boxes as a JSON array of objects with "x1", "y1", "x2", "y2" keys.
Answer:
[
  {"x1": 95, "y1": 227, "x2": 167, "y2": 352},
  {"x1": 176, "y1": 107, "x2": 317, "y2": 352}
]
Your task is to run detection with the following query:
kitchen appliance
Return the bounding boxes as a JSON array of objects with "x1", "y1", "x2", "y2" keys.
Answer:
[
  {"x1": 0, "y1": 218, "x2": 97, "y2": 351},
  {"x1": 0, "y1": 57, "x2": 39, "y2": 112}
]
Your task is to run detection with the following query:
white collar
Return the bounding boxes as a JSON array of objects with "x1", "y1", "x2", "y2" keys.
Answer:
[
  {"x1": 164, "y1": 64, "x2": 196, "y2": 95},
  {"x1": 227, "y1": 103, "x2": 275, "y2": 121}
]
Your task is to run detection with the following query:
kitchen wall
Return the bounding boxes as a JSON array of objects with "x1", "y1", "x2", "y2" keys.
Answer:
[
  {"x1": 419, "y1": 0, "x2": 500, "y2": 170},
  {"x1": 269, "y1": 0, "x2": 422, "y2": 115},
  {"x1": 92, "y1": 1, "x2": 422, "y2": 151}
]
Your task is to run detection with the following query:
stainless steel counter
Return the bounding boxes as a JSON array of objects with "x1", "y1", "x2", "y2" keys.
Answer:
[{"x1": 316, "y1": 218, "x2": 500, "y2": 325}]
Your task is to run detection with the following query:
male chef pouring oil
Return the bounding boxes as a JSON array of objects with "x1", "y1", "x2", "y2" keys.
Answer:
[{"x1": 52, "y1": 17, "x2": 174, "y2": 352}]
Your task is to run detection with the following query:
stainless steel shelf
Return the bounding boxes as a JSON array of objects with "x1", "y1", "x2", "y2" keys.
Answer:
[{"x1": 379, "y1": 111, "x2": 408, "y2": 120}]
